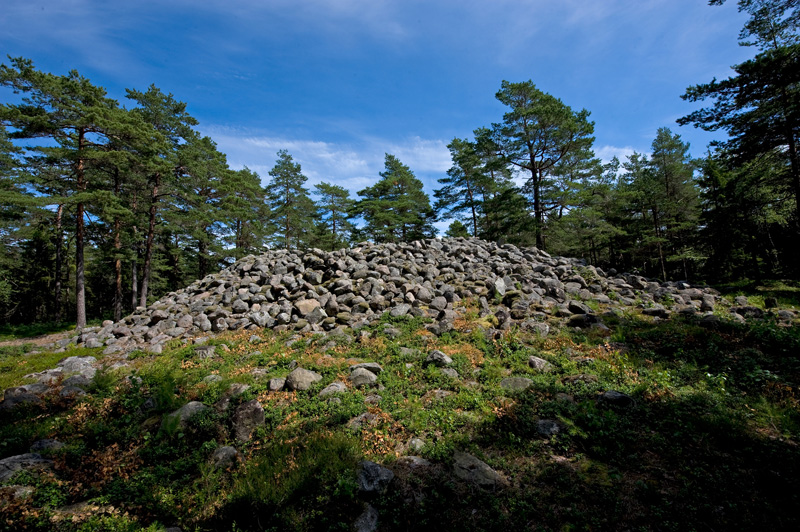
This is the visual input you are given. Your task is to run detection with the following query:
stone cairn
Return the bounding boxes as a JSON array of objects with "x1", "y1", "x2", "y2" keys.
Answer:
[{"x1": 59, "y1": 237, "x2": 732, "y2": 355}]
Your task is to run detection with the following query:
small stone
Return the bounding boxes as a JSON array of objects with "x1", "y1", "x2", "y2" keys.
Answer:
[
  {"x1": 396, "y1": 456, "x2": 431, "y2": 469},
  {"x1": 195, "y1": 345, "x2": 216, "y2": 359},
  {"x1": 29, "y1": 439, "x2": 65, "y2": 453},
  {"x1": 536, "y1": 419, "x2": 561, "y2": 436},
  {"x1": 348, "y1": 412, "x2": 380, "y2": 430},
  {"x1": 389, "y1": 304, "x2": 411, "y2": 317},
  {"x1": 349, "y1": 362, "x2": 383, "y2": 375},
  {"x1": 407, "y1": 437, "x2": 425, "y2": 452},
  {"x1": 440, "y1": 367, "x2": 459, "y2": 379},
  {"x1": 452, "y1": 451, "x2": 508, "y2": 489},
  {"x1": 164, "y1": 401, "x2": 208, "y2": 429},
  {"x1": 429, "y1": 296, "x2": 448, "y2": 311}
]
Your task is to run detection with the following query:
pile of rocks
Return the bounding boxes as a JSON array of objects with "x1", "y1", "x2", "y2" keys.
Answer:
[{"x1": 62, "y1": 237, "x2": 731, "y2": 354}]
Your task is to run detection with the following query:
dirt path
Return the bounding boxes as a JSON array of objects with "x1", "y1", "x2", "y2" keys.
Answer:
[{"x1": 0, "y1": 330, "x2": 74, "y2": 348}]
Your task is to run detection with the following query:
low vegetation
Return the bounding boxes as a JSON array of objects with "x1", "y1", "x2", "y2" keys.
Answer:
[{"x1": 1, "y1": 296, "x2": 798, "y2": 531}]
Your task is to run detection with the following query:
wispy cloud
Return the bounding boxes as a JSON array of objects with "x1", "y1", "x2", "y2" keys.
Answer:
[
  {"x1": 595, "y1": 145, "x2": 637, "y2": 164},
  {"x1": 203, "y1": 126, "x2": 451, "y2": 196}
]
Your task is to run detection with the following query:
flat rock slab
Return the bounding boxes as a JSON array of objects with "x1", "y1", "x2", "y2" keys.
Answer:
[
  {"x1": 0, "y1": 453, "x2": 54, "y2": 482},
  {"x1": 350, "y1": 362, "x2": 383, "y2": 374},
  {"x1": 0, "y1": 393, "x2": 44, "y2": 411},
  {"x1": 396, "y1": 456, "x2": 431, "y2": 469},
  {"x1": 452, "y1": 451, "x2": 508, "y2": 489}
]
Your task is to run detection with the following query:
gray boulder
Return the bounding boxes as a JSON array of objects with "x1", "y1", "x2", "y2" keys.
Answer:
[
  {"x1": 164, "y1": 401, "x2": 208, "y2": 429},
  {"x1": 319, "y1": 381, "x2": 347, "y2": 397},
  {"x1": 349, "y1": 367, "x2": 378, "y2": 388},
  {"x1": 284, "y1": 368, "x2": 323, "y2": 391},
  {"x1": 528, "y1": 356, "x2": 553, "y2": 372},
  {"x1": 598, "y1": 390, "x2": 635, "y2": 408},
  {"x1": 425, "y1": 349, "x2": 453, "y2": 367},
  {"x1": 358, "y1": 460, "x2": 394, "y2": 495},
  {"x1": 353, "y1": 504, "x2": 379, "y2": 532},
  {"x1": 500, "y1": 376, "x2": 533, "y2": 392},
  {"x1": 210, "y1": 446, "x2": 239, "y2": 470},
  {"x1": 0, "y1": 453, "x2": 54, "y2": 482},
  {"x1": 232, "y1": 400, "x2": 265, "y2": 442},
  {"x1": 452, "y1": 451, "x2": 508, "y2": 489}
]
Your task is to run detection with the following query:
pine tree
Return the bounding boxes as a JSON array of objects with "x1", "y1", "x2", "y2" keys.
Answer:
[
  {"x1": 492, "y1": 80, "x2": 596, "y2": 249},
  {"x1": 312, "y1": 182, "x2": 355, "y2": 250},
  {"x1": 126, "y1": 85, "x2": 197, "y2": 307},
  {"x1": 265, "y1": 150, "x2": 315, "y2": 250},
  {"x1": 220, "y1": 166, "x2": 268, "y2": 259},
  {"x1": 355, "y1": 154, "x2": 436, "y2": 243},
  {"x1": 435, "y1": 138, "x2": 487, "y2": 236},
  {"x1": 0, "y1": 57, "x2": 149, "y2": 327}
]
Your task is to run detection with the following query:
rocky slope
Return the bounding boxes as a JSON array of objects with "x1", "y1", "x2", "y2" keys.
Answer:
[{"x1": 58, "y1": 237, "x2": 758, "y2": 355}]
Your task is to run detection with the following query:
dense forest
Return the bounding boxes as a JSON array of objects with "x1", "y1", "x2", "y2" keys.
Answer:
[{"x1": 0, "y1": 0, "x2": 798, "y2": 328}]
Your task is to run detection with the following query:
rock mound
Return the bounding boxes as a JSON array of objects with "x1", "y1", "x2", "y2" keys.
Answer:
[{"x1": 66, "y1": 237, "x2": 724, "y2": 353}]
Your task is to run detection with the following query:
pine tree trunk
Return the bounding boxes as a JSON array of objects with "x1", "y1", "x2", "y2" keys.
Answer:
[
  {"x1": 75, "y1": 129, "x2": 87, "y2": 329},
  {"x1": 652, "y1": 207, "x2": 667, "y2": 282},
  {"x1": 199, "y1": 237, "x2": 208, "y2": 279},
  {"x1": 533, "y1": 168, "x2": 544, "y2": 249},
  {"x1": 113, "y1": 169, "x2": 123, "y2": 322},
  {"x1": 130, "y1": 191, "x2": 139, "y2": 311},
  {"x1": 54, "y1": 204, "x2": 64, "y2": 323},
  {"x1": 131, "y1": 259, "x2": 138, "y2": 310},
  {"x1": 140, "y1": 175, "x2": 160, "y2": 308}
]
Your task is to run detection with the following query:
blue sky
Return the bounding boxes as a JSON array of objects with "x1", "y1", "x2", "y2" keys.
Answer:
[{"x1": 3, "y1": 0, "x2": 752, "y2": 214}]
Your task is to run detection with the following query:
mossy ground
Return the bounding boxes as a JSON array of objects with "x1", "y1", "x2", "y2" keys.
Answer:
[{"x1": 1, "y1": 300, "x2": 799, "y2": 531}]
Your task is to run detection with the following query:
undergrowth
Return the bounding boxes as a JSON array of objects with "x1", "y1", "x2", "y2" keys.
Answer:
[{"x1": 1, "y1": 307, "x2": 798, "y2": 531}]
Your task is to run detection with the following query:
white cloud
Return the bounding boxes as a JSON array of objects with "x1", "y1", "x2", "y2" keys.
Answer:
[
  {"x1": 202, "y1": 126, "x2": 451, "y2": 196},
  {"x1": 595, "y1": 144, "x2": 637, "y2": 164},
  {"x1": 382, "y1": 136, "x2": 451, "y2": 173}
]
